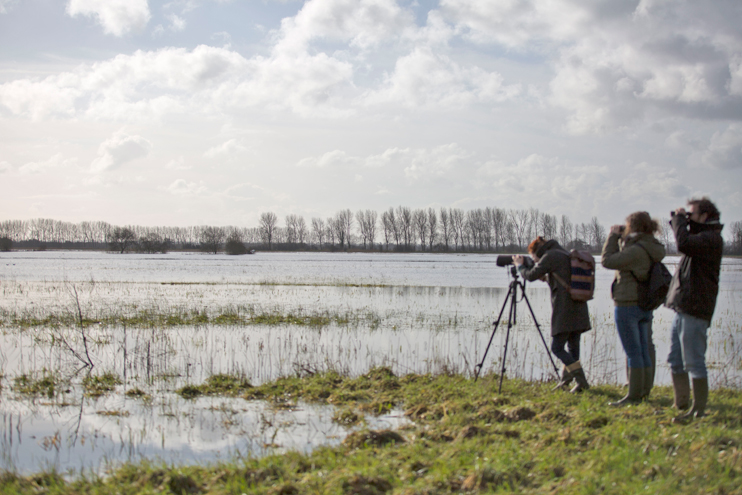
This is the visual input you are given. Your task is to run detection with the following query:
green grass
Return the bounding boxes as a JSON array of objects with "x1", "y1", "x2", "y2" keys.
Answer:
[
  {"x1": 2, "y1": 368, "x2": 742, "y2": 494},
  {"x1": 82, "y1": 372, "x2": 122, "y2": 397},
  {"x1": 12, "y1": 370, "x2": 66, "y2": 399},
  {"x1": 1, "y1": 308, "x2": 369, "y2": 329}
]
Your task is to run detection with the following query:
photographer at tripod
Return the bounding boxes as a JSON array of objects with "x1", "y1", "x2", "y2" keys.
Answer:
[{"x1": 514, "y1": 237, "x2": 592, "y2": 393}]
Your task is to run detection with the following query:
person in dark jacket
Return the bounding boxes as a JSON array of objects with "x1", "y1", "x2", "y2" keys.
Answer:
[
  {"x1": 514, "y1": 237, "x2": 592, "y2": 393},
  {"x1": 602, "y1": 211, "x2": 666, "y2": 405},
  {"x1": 666, "y1": 197, "x2": 723, "y2": 422}
]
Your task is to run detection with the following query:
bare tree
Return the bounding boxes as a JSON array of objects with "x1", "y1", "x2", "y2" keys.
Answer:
[
  {"x1": 396, "y1": 206, "x2": 413, "y2": 249},
  {"x1": 439, "y1": 208, "x2": 451, "y2": 250},
  {"x1": 509, "y1": 209, "x2": 530, "y2": 249},
  {"x1": 589, "y1": 216, "x2": 606, "y2": 250},
  {"x1": 138, "y1": 232, "x2": 169, "y2": 253},
  {"x1": 559, "y1": 215, "x2": 573, "y2": 248},
  {"x1": 311, "y1": 217, "x2": 325, "y2": 247},
  {"x1": 450, "y1": 208, "x2": 465, "y2": 250},
  {"x1": 332, "y1": 209, "x2": 353, "y2": 248},
  {"x1": 384, "y1": 207, "x2": 401, "y2": 248},
  {"x1": 413, "y1": 209, "x2": 428, "y2": 250},
  {"x1": 109, "y1": 227, "x2": 137, "y2": 254},
  {"x1": 296, "y1": 216, "x2": 308, "y2": 245},
  {"x1": 381, "y1": 210, "x2": 394, "y2": 250},
  {"x1": 285, "y1": 214, "x2": 300, "y2": 244},
  {"x1": 259, "y1": 212, "x2": 278, "y2": 249},
  {"x1": 491, "y1": 207, "x2": 507, "y2": 251},
  {"x1": 325, "y1": 217, "x2": 336, "y2": 246},
  {"x1": 356, "y1": 210, "x2": 377, "y2": 249},
  {"x1": 539, "y1": 212, "x2": 557, "y2": 240},
  {"x1": 426, "y1": 208, "x2": 438, "y2": 251},
  {"x1": 200, "y1": 226, "x2": 225, "y2": 254}
]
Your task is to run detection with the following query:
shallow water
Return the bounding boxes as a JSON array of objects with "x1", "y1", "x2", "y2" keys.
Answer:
[{"x1": 1, "y1": 250, "x2": 741, "y2": 474}]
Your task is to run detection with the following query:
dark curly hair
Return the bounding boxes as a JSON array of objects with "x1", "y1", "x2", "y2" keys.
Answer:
[{"x1": 688, "y1": 197, "x2": 720, "y2": 221}]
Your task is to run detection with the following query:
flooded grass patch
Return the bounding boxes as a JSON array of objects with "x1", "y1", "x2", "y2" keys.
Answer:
[
  {"x1": 2, "y1": 370, "x2": 742, "y2": 494},
  {"x1": 12, "y1": 370, "x2": 68, "y2": 399},
  {"x1": 177, "y1": 374, "x2": 253, "y2": 398},
  {"x1": 1, "y1": 307, "x2": 371, "y2": 329}
]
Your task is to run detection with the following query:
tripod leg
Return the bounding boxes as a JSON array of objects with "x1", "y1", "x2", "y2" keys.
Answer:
[
  {"x1": 498, "y1": 291, "x2": 517, "y2": 393},
  {"x1": 519, "y1": 283, "x2": 560, "y2": 377},
  {"x1": 474, "y1": 283, "x2": 514, "y2": 381}
]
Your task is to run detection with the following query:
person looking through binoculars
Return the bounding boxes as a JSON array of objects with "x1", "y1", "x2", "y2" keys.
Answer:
[
  {"x1": 601, "y1": 211, "x2": 665, "y2": 406},
  {"x1": 513, "y1": 237, "x2": 592, "y2": 393}
]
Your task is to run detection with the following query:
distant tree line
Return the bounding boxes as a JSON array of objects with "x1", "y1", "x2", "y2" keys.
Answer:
[{"x1": 1, "y1": 209, "x2": 740, "y2": 255}]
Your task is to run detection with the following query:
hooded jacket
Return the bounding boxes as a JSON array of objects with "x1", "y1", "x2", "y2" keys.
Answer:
[
  {"x1": 518, "y1": 239, "x2": 592, "y2": 336},
  {"x1": 601, "y1": 232, "x2": 666, "y2": 306},
  {"x1": 664, "y1": 215, "x2": 723, "y2": 322}
]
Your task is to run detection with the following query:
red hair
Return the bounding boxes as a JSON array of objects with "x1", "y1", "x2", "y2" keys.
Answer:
[{"x1": 528, "y1": 236, "x2": 546, "y2": 255}]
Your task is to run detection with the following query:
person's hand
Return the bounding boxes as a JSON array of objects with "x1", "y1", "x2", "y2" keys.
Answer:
[
  {"x1": 513, "y1": 255, "x2": 524, "y2": 266},
  {"x1": 675, "y1": 207, "x2": 686, "y2": 216},
  {"x1": 610, "y1": 224, "x2": 623, "y2": 235}
]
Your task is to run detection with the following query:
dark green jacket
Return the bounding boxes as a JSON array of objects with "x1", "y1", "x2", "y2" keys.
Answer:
[
  {"x1": 601, "y1": 232, "x2": 666, "y2": 306},
  {"x1": 518, "y1": 240, "x2": 592, "y2": 336}
]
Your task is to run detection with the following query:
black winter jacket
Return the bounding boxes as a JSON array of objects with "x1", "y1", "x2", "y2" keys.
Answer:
[
  {"x1": 518, "y1": 240, "x2": 592, "y2": 336},
  {"x1": 664, "y1": 215, "x2": 723, "y2": 322}
]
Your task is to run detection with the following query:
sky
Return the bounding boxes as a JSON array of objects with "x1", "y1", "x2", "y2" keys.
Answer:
[{"x1": 1, "y1": 0, "x2": 741, "y2": 229}]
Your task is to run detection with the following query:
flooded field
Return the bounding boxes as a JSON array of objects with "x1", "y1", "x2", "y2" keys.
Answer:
[{"x1": 1, "y1": 251, "x2": 741, "y2": 475}]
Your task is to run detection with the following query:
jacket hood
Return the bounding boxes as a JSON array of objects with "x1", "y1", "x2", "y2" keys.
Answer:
[
  {"x1": 625, "y1": 233, "x2": 665, "y2": 262},
  {"x1": 535, "y1": 239, "x2": 562, "y2": 259}
]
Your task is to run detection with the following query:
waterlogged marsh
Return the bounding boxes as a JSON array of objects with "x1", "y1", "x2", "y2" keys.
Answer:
[{"x1": 1, "y1": 251, "x2": 741, "y2": 474}]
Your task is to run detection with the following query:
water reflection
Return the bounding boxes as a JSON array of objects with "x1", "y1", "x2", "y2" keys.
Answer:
[
  {"x1": 1, "y1": 251, "x2": 741, "y2": 474},
  {"x1": 0, "y1": 393, "x2": 409, "y2": 475}
]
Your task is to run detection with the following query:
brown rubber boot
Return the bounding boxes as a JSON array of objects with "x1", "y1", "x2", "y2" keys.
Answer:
[
  {"x1": 674, "y1": 378, "x2": 708, "y2": 423},
  {"x1": 552, "y1": 365, "x2": 574, "y2": 391},
  {"x1": 610, "y1": 367, "x2": 644, "y2": 406},
  {"x1": 568, "y1": 360, "x2": 589, "y2": 393},
  {"x1": 671, "y1": 372, "x2": 690, "y2": 410}
]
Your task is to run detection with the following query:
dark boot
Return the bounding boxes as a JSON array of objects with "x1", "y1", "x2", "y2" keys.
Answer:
[
  {"x1": 641, "y1": 367, "x2": 652, "y2": 401},
  {"x1": 568, "y1": 361, "x2": 589, "y2": 393},
  {"x1": 671, "y1": 372, "x2": 690, "y2": 410},
  {"x1": 552, "y1": 365, "x2": 574, "y2": 391},
  {"x1": 648, "y1": 343, "x2": 656, "y2": 396},
  {"x1": 674, "y1": 378, "x2": 708, "y2": 423},
  {"x1": 610, "y1": 367, "x2": 644, "y2": 406}
]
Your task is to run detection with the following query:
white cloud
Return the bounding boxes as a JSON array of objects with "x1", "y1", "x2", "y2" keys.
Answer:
[
  {"x1": 364, "y1": 47, "x2": 520, "y2": 108},
  {"x1": 168, "y1": 14, "x2": 186, "y2": 32},
  {"x1": 275, "y1": 0, "x2": 415, "y2": 54},
  {"x1": 66, "y1": 0, "x2": 151, "y2": 37},
  {"x1": 0, "y1": 161, "x2": 12, "y2": 173},
  {"x1": 166, "y1": 179, "x2": 207, "y2": 196},
  {"x1": 296, "y1": 150, "x2": 358, "y2": 168},
  {"x1": 0, "y1": 0, "x2": 18, "y2": 14},
  {"x1": 165, "y1": 157, "x2": 191, "y2": 170},
  {"x1": 203, "y1": 139, "x2": 249, "y2": 159},
  {"x1": 702, "y1": 124, "x2": 742, "y2": 169},
  {"x1": 19, "y1": 153, "x2": 78, "y2": 175},
  {"x1": 403, "y1": 143, "x2": 473, "y2": 180},
  {"x1": 0, "y1": 44, "x2": 353, "y2": 121},
  {"x1": 91, "y1": 132, "x2": 153, "y2": 172}
]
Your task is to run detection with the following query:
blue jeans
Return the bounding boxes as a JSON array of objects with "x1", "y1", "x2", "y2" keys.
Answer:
[
  {"x1": 667, "y1": 312, "x2": 709, "y2": 379},
  {"x1": 614, "y1": 305, "x2": 653, "y2": 369}
]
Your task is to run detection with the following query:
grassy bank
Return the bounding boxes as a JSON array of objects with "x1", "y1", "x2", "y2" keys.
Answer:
[{"x1": 2, "y1": 369, "x2": 741, "y2": 494}]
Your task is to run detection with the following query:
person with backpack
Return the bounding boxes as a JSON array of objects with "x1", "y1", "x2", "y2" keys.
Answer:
[
  {"x1": 514, "y1": 236, "x2": 593, "y2": 393},
  {"x1": 666, "y1": 197, "x2": 724, "y2": 422},
  {"x1": 601, "y1": 211, "x2": 666, "y2": 406}
]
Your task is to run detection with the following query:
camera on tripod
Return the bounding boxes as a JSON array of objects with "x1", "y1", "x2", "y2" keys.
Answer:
[{"x1": 496, "y1": 255, "x2": 534, "y2": 268}]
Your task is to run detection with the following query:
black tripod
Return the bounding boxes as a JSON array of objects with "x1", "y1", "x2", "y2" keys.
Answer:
[{"x1": 474, "y1": 265, "x2": 560, "y2": 393}]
